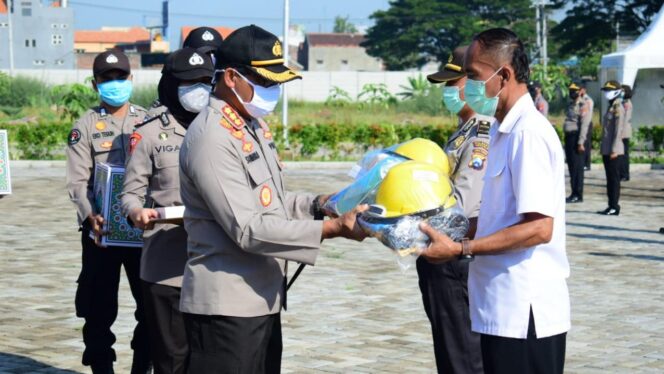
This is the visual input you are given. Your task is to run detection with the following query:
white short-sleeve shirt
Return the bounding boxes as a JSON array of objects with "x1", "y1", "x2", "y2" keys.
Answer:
[{"x1": 470, "y1": 93, "x2": 570, "y2": 339}]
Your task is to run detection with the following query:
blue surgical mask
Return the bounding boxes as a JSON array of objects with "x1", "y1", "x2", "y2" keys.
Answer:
[
  {"x1": 442, "y1": 86, "x2": 466, "y2": 115},
  {"x1": 97, "y1": 79, "x2": 133, "y2": 107},
  {"x1": 464, "y1": 66, "x2": 504, "y2": 117}
]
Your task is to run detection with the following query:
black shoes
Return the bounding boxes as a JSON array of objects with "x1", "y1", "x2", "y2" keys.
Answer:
[
  {"x1": 90, "y1": 362, "x2": 114, "y2": 374},
  {"x1": 566, "y1": 196, "x2": 583, "y2": 203},
  {"x1": 621, "y1": 177, "x2": 630, "y2": 182},
  {"x1": 597, "y1": 207, "x2": 620, "y2": 216}
]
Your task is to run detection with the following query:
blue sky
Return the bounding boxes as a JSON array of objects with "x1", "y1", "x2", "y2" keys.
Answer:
[{"x1": 68, "y1": 0, "x2": 391, "y2": 44}]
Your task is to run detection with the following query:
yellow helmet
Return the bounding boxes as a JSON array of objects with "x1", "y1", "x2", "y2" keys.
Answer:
[
  {"x1": 393, "y1": 138, "x2": 450, "y2": 175},
  {"x1": 374, "y1": 161, "x2": 456, "y2": 218}
]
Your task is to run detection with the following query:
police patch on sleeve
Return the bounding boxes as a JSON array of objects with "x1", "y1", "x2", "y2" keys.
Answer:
[
  {"x1": 468, "y1": 148, "x2": 488, "y2": 171},
  {"x1": 68, "y1": 129, "x2": 81, "y2": 146},
  {"x1": 129, "y1": 132, "x2": 142, "y2": 155}
]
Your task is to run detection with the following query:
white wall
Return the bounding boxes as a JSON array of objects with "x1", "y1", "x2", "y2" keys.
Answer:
[{"x1": 1, "y1": 69, "x2": 435, "y2": 103}]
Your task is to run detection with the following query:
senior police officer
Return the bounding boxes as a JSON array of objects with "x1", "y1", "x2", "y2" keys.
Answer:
[
  {"x1": 66, "y1": 50, "x2": 151, "y2": 374},
  {"x1": 120, "y1": 47, "x2": 214, "y2": 374},
  {"x1": 598, "y1": 80, "x2": 626, "y2": 216},
  {"x1": 178, "y1": 25, "x2": 367, "y2": 373},
  {"x1": 564, "y1": 81, "x2": 594, "y2": 203},
  {"x1": 421, "y1": 45, "x2": 488, "y2": 374}
]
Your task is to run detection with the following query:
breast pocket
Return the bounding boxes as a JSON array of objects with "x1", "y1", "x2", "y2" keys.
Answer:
[
  {"x1": 482, "y1": 157, "x2": 510, "y2": 213},
  {"x1": 92, "y1": 139, "x2": 124, "y2": 165},
  {"x1": 154, "y1": 153, "x2": 180, "y2": 189},
  {"x1": 246, "y1": 158, "x2": 271, "y2": 189}
]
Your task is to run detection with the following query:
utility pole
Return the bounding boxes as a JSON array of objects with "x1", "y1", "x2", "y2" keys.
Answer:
[
  {"x1": 7, "y1": 0, "x2": 15, "y2": 76},
  {"x1": 542, "y1": 0, "x2": 547, "y2": 74},
  {"x1": 282, "y1": 0, "x2": 290, "y2": 148},
  {"x1": 616, "y1": 21, "x2": 620, "y2": 51}
]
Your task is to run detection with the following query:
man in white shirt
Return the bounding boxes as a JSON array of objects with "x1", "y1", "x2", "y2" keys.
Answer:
[{"x1": 420, "y1": 28, "x2": 570, "y2": 374}]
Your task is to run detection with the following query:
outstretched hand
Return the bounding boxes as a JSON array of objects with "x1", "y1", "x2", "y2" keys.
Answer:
[{"x1": 419, "y1": 222, "x2": 462, "y2": 263}]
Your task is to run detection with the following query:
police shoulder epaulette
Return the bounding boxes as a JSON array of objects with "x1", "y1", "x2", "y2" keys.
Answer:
[
  {"x1": 221, "y1": 104, "x2": 245, "y2": 130},
  {"x1": 477, "y1": 120, "x2": 491, "y2": 135},
  {"x1": 134, "y1": 115, "x2": 160, "y2": 129}
]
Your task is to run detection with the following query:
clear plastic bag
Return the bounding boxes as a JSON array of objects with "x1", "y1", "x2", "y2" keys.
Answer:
[
  {"x1": 323, "y1": 151, "x2": 408, "y2": 216},
  {"x1": 358, "y1": 205, "x2": 469, "y2": 271}
]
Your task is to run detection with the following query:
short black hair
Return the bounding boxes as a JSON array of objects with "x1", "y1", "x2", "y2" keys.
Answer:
[{"x1": 473, "y1": 28, "x2": 530, "y2": 84}]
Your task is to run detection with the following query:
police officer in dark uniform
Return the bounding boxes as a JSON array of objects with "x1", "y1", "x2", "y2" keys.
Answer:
[
  {"x1": 422, "y1": 46, "x2": 487, "y2": 374},
  {"x1": 65, "y1": 50, "x2": 151, "y2": 374},
  {"x1": 121, "y1": 48, "x2": 214, "y2": 374}
]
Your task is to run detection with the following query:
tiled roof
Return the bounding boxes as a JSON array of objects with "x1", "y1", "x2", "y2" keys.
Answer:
[
  {"x1": 75, "y1": 27, "x2": 150, "y2": 44},
  {"x1": 307, "y1": 33, "x2": 366, "y2": 47},
  {"x1": 0, "y1": 0, "x2": 7, "y2": 14}
]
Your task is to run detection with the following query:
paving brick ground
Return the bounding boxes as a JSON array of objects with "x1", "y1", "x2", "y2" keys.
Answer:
[{"x1": 0, "y1": 162, "x2": 663, "y2": 373}]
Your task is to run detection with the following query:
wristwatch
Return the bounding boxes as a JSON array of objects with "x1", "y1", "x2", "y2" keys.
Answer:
[
  {"x1": 312, "y1": 195, "x2": 326, "y2": 221},
  {"x1": 459, "y1": 238, "x2": 474, "y2": 262}
]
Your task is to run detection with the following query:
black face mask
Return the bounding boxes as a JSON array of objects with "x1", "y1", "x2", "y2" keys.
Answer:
[{"x1": 569, "y1": 91, "x2": 579, "y2": 100}]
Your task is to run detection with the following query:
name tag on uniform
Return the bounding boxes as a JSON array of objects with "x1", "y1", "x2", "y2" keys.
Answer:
[{"x1": 245, "y1": 152, "x2": 260, "y2": 163}]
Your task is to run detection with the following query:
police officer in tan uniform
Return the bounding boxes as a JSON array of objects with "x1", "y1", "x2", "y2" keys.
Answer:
[
  {"x1": 65, "y1": 50, "x2": 151, "y2": 374},
  {"x1": 120, "y1": 47, "x2": 214, "y2": 374},
  {"x1": 620, "y1": 84, "x2": 633, "y2": 181},
  {"x1": 178, "y1": 25, "x2": 366, "y2": 373},
  {"x1": 422, "y1": 46, "x2": 488, "y2": 374},
  {"x1": 564, "y1": 81, "x2": 594, "y2": 203},
  {"x1": 598, "y1": 80, "x2": 626, "y2": 215}
]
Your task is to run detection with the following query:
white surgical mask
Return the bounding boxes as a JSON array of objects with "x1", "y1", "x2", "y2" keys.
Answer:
[
  {"x1": 231, "y1": 69, "x2": 281, "y2": 118},
  {"x1": 604, "y1": 89, "x2": 622, "y2": 101},
  {"x1": 178, "y1": 83, "x2": 211, "y2": 113}
]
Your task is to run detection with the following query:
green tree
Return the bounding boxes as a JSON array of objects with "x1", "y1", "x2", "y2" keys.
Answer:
[
  {"x1": 362, "y1": 0, "x2": 535, "y2": 70},
  {"x1": 333, "y1": 15, "x2": 358, "y2": 33},
  {"x1": 551, "y1": 0, "x2": 663, "y2": 58}
]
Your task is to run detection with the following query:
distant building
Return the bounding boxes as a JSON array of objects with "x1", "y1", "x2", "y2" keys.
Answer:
[
  {"x1": 74, "y1": 27, "x2": 154, "y2": 54},
  {"x1": 299, "y1": 33, "x2": 383, "y2": 72},
  {"x1": 74, "y1": 27, "x2": 170, "y2": 70},
  {"x1": 0, "y1": 0, "x2": 75, "y2": 69}
]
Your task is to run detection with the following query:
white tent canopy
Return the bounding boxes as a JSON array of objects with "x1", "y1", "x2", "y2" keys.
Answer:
[
  {"x1": 601, "y1": 5, "x2": 664, "y2": 87},
  {"x1": 599, "y1": 5, "x2": 664, "y2": 126}
]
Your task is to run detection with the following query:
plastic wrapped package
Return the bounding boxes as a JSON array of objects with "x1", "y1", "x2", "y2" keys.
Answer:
[
  {"x1": 356, "y1": 160, "x2": 467, "y2": 271},
  {"x1": 323, "y1": 151, "x2": 408, "y2": 216},
  {"x1": 359, "y1": 205, "x2": 469, "y2": 271}
]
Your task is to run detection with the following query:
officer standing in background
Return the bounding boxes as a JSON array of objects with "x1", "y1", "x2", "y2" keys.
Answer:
[
  {"x1": 183, "y1": 26, "x2": 224, "y2": 65},
  {"x1": 564, "y1": 81, "x2": 594, "y2": 203},
  {"x1": 531, "y1": 81, "x2": 549, "y2": 117},
  {"x1": 121, "y1": 48, "x2": 214, "y2": 374},
  {"x1": 178, "y1": 25, "x2": 367, "y2": 373},
  {"x1": 422, "y1": 45, "x2": 487, "y2": 374},
  {"x1": 66, "y1": 50, "x2": 151, "y2": 374},
  {"x1": 599, "y1": 80, "x2": 626, "y2": 216},
  {"x1": 620, "y1": 84, "x2": 633, "y2": 181}
]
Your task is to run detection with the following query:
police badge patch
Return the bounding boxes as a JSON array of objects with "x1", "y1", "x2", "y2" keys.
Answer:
[{"x1": 68, "y1": 129, "x2": 82, "y2": 146}]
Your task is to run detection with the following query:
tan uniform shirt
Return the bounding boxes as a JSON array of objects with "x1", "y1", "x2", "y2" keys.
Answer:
[
  {"x1": 622, "y1": 99, "x2": 633, "y2": 139},
  {"x1": 563, "y1": 95, "x2": 594, "y2": 145},
  {"x1": 120, "y1": 106, "x2": 188, "y2": 287},
  {"x1": 66, "y1": 104, "x2": 147, "y2": 225},
  {"x1": 600, "y1": 100, "x2": 626, "y2": 156},
  {"x1": 444, "y1": 114, "x2": 492, "y2": 219},
  {"x1": 178, "y1": 96, "x2": 323, "y2": 317}
]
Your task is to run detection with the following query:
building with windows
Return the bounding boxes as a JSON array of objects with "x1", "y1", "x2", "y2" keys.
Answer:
[
  {"x1": 0, "y1": 0, "x2": 75, "y2": 69},
  {"x1": 298, "y1": 33, "x2": 383, "y2": 72}
]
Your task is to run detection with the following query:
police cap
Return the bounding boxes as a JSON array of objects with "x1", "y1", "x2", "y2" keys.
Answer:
[
  {"x1": 183, "y1": 27, "x2": 224, "y2": 54},
  {"x1": 93, "y1": 50, "x2": 130, "y2": 77},
  {"x1": 217, "y1": 24, "x2": 301, "y2": 84},
  {"x1": 427, "y1": 46, "x2": 467, "y2": 84},
  {"x1": 601, "y1": 80, "x2": 622, "y2": 91},
  {"x1": 164, "y1": 47, "x2": 214, "y2": 80}
]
